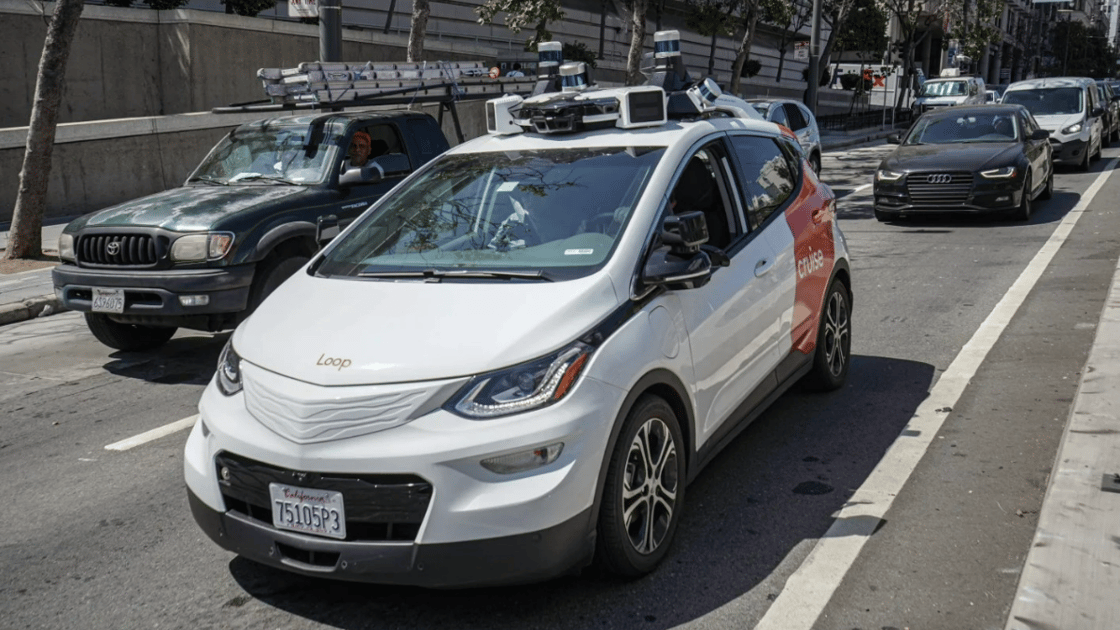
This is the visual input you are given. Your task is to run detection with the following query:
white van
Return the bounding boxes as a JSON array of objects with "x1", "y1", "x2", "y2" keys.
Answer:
[
  {"x1": 184, "y1": 80, "x2": 853, "y2": 587},
  {"x1": 1001, "y1": 77, "x2": 1105, "y2": 170},
  {"x1": 914, "y1": 71, "x2": 986, "y2": 114}
]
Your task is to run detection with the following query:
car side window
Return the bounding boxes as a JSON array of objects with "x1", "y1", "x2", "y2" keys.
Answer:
[
  {"x1": 668, "y1": 143, "x2": 741, "y2": 249},
  {"x1": 769, "y1": 105, "x2": 790, "y2": 128},
  {"x1": 728, "y1": 135, "x2": 797, "y2": 231},
  {"x1": 784, "y1": 104, "x2": 808, "y2": 131}
]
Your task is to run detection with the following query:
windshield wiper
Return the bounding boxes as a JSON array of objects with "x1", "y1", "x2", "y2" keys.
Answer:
[
  {"x1": 357, "y1": 268, "x2": 551, "y2": 282},
  {"x1": 228, "y1": 174, "x2": 301, "y2": 185},
  {"x1": 188, "y1": 176, "x2": 228, "y2": 186}
]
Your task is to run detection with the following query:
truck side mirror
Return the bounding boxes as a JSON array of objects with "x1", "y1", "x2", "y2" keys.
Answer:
[{"x1": 340, "y1": 163, "x2": 385, "y2": 187}]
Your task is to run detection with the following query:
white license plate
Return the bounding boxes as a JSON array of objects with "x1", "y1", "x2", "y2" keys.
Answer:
[
  {"x1": 91, "y1": 288, "x2": 124, "y2": 314},
  {"x1": 268, "y1": 483, "x2": 346, "y2": 540}
]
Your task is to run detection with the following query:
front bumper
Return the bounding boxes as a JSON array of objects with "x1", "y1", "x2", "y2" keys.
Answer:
[
  {"x1": 1049, "y1": 136, "x2": 1088, "y2": 165},
  {"x1": 52, "y1": 263, "x2": 255, "y2": 317},
  {"x1": 874, "y1": 177, "x2": 1023, "y2": 214},
  {"x1": 184, "y1": 370, "x2": 624, "y2": 587}
]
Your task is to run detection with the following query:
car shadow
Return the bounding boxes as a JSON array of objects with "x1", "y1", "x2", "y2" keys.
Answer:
[
  {"x1": 841, "y1": 188, "x2": 1081, "y2": 227},
  {"x1": 101, "y1": 332, "x2": 227, "y2": 385},
  {"x1": 226, "y1": 354, "x2": 936, "y2": 630}
]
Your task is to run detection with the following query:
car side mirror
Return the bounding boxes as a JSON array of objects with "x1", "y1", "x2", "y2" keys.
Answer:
[
  {"x1": 1030, "y1": 129, "x2": 1050, "y2": 140},
  {"x1": 642, "y1": 211, "x2": 715, "y2": 289},
  {"x1": 316, "y1": 214, "x2": 340, "y2": 247},
  {"x1": 660, "y1": 212, "x2": 709, "y2": 255},
  {"x1": 886, "y1": 133, "x2": 902, "y2": 144},
  {"x1": 1092, "y1": 107, "x2": 1105, "y2": 118}
]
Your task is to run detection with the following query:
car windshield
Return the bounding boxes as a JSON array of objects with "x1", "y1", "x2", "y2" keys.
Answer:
[
  {"x1": 919, "y1": 81, "x2": 968, "y2": 97},
  {"x1": 189, "y1": 125, "x2": 340, "y2": 185},
  {"x1": 905, "y1": 113, "x2": 1020, "y2": 144},
  {"x1": 1002, "y1": 87, "x2": 1084, "y2": 116},
  {"x1": 315, "y1": 147, "x2": 665, "y2": 281}
]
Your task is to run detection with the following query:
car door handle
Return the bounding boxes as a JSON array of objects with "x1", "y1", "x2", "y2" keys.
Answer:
[{"x1": 754, "y1": 257, "x2": 775, "y2": 277}]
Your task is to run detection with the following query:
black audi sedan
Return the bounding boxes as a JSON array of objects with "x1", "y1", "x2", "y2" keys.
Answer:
[{"x1": 873, "y1": 104, "x2": 1053, "y2": 222}]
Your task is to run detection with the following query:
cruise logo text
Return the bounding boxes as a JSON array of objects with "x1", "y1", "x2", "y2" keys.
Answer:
[{"x1": 797, "y1": 248, "x2": 825, "y2": 279}]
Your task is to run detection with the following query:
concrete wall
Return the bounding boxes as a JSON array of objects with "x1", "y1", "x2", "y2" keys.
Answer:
[
  {"x1": 1, "y1": 0, "x2": 500, "y2": 129},
  {"x1": 0, "y1": 102, "x2": 489, "y2": 225}
]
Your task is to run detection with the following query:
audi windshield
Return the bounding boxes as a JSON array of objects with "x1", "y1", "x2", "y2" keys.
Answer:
[
  {"x1": 315, "y1": 147, "x2": 665, "y2": 281},
  {"x1": 904, "y1": 112, "x2": 1021, "y2": 144}
]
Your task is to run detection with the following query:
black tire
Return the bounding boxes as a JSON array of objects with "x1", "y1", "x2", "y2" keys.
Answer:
[
  {"x1": 1039, "y1": 166, "x2": 1054, "y2": 201},
  {"x1": 803, "y1": 280, "x2": 852, "y2": 391},
  {"x1": 1092, "y1": 135, "x2": 1102, "y2": 161},
  {"x1": 1103, "y1": 125, "x2": 1113, "y2": 148},
  {"x1": 1012, "y1": 173, "x2": 1032, "y2": 222},
  {"x1": 84, "y1": 313, "x2": 177, "y2": 352},
  {"x1": 596, "y1": 395, "x2": 686, "y2": 577},
  {"x1": 250, "y1": 255, "x2": 310, "y2": 311},
  {"x1": 1079, "y1": 144, "x2": 1092, "y2": 172}
]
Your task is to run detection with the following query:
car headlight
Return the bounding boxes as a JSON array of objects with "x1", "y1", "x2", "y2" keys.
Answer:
[
  {"x1": 216, "y1": 339, "x2": 242, "y2": 396},
  {"x1": 58, "y1": 233, "x2": 75, "y2": 262},
  {"x1": 1061, "y1": 122, "x2": 1083, "y2": 134},
  {"x1": 876, "y1": 169, "x2": 904, "y2": 182},
  {"x1": 980, "y1": 166, "x2": 1017, "y2": 179},
  {"x1": 448, "y1": 342, "x2": 593, "y2": 419},
  {"x1": 170, "y1": 232, "x2": 235, "y2": 262}
]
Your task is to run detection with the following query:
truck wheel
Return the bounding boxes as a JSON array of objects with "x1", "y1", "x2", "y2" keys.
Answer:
[
  {"x1": 84, "y1": 313, "x2": 177, "y2": 351},
  {"x1": 250, "y1": 255, "x2": 309, "y2": 311},
  {"x1": 596, "y1": 395, "x2": 685, "y2": 577}
]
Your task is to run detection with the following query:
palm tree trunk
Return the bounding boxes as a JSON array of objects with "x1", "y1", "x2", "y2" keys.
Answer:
[{"x1": 7, "y1": 0, "x2": 85, "y2": 261}]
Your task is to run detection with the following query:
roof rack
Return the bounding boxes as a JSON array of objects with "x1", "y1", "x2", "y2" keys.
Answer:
[{"x1": 213, "y1": 60, "x2": 537, "y2": 142}]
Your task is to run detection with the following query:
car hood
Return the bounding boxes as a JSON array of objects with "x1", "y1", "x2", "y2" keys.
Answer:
[
  {"x1": 66, "y1": 185, "x2": 309, "y2": 232},
  {"x1": 1031, "y1": 113, "x2": 1083, "y2": 133},
  {"x1": 234, "y1": 269, "x2": 622, "y2": 386},
  {"x1": 881, "y1": 143, "x2": 1021, "y2": 172}
]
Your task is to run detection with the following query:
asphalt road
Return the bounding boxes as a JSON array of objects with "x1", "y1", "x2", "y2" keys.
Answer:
[{"x1": 2, "y1": 143, "x2": 1119, "y2": 630}]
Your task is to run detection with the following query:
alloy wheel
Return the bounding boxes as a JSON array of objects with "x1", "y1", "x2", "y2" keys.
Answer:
[
  {"x1": 622, "y1": 418, "x2": 679, "y2": 555},
  {"x1": 821, "y1": 289, "x2": 850, "y2": 377}
]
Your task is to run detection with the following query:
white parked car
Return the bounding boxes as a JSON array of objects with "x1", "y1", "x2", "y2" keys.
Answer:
[
  {"x1": 747, "y1": 98, "x2": 823, "y2": 174},
  {"x1": 185, "y1": 71, "x2": 852, "y2": 588}
]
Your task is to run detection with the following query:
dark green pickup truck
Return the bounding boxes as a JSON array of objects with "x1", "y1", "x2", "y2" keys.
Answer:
[{"x1": 53, "y1": 110, "x2": 450, "y2": 351}]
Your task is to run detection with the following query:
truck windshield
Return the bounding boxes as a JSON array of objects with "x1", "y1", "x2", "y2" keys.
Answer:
[
  {"x1": 919, "y1": 81, "x2": 968, "y2": 97},
  {"x1": 1002, "y1": 88, "x2": 1084, "y2": 116},
  {"x1": 189, "y1": 126, "x2": 339, "y2": 185},
  {"x1": 316, "y1": 146, "x2": 665, "y2": 281}
]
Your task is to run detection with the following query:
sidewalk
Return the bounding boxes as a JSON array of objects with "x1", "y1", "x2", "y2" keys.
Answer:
[{"x1": 0, "y1": 221, "x2": 67, "y2": 326}]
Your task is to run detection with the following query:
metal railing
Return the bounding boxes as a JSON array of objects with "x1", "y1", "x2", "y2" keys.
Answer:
[{"x1": 818, "y1": 108, "x2": 913, "y2": 132}]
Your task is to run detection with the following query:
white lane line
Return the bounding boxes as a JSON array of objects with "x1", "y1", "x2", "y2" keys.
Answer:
[
  {"x1": 104, "y1": 415, "x2": 197, "y2": 451},
  {"x1": 852, "y1": 183, "x2": 871, "y2": 193},
  {"x1": 754, "y1": 158, "x2": 1120, "y2": 630}
]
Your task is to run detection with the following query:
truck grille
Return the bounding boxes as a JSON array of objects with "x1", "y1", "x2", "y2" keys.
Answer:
[
  {"x1": 215, "y1": 452, "x2": 432, "y2": 543},
  {"x1": 906, "y1": 172, "x2": 974, "y2": 206},
  {"x1": 77, "y1": 233, "x2": 161, "y2": 267}
]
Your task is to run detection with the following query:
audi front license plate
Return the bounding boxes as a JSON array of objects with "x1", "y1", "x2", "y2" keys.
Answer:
[
  {"x1": 268, "y1": 483, "x2": 347, "y2": 540},
  {"x1": 91, "y1": 288, "x2": 125, "y2": 314}
]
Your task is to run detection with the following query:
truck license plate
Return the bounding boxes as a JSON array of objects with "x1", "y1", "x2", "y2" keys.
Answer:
[
  {"x1": 268, "y1": 483, "x2": 346, "y2": 540},
  {"x1": 91, "y1": 288, "x2": 125, "y2": 314}
]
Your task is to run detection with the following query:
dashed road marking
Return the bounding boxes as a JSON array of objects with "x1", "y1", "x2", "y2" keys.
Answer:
[{"x1": 105, "y1": 415, "x2": 197, "y2": 451}]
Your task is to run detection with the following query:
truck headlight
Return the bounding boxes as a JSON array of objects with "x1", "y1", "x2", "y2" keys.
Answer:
[
  {"x1": 58, "y1": 233, "x2": 75, "y2": 262},
  {"x1": 216, "y1": 339, "x2": 242, "y2": 396},
  {"x1": 448, "y1": 342, "x2": 593, "y2": 419},
  {"x1": 170, "y1": 232, "x2": 235, "y2": 262}
]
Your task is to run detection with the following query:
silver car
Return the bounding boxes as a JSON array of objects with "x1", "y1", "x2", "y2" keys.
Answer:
[{"x1": 747, "y1": 99, "x2": 823, "y2": 174}]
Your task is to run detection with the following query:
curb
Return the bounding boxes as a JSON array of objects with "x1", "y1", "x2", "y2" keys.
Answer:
[{"x1": 0, "y1": 295, "x2": 68, "y2": 327}]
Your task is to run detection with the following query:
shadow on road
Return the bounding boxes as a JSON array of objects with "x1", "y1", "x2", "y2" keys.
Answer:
[
  {"x1": 101, "y1": 332, "x2": 228, "y2": 386},
  {"x1": 225, "y1": 354, "x2": 936, "y2": 630}
]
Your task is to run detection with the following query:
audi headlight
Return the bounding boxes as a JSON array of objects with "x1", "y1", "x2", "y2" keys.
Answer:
[
  {"x1": 170, "y1": 232, "x2": 235, "y2": 262},
  {"x1": 448, "y1": 342, "x2": 593, "y2": 419},
  {"x1": 216, "y1": 339, "x2": 242, "y2": 396},
  {"x1": 58, "y1": 233, "x2": 75, "y2": 262},
  {"x1": 876, "y1": 169, "x2": 904, "y2": 182},
  {"x1": 980, "y1": 166, "x2": 1017, "y2": 179},
  {"x1": 1061, "y1": 122, "x2": 1083, "y2": 134}
]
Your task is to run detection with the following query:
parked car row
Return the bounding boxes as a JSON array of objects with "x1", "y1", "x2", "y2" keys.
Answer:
[{"x1": 873, "y1": 75, "x2": 1120, "y2": 223}]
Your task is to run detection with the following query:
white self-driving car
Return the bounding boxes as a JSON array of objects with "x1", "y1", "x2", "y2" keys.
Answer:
[{"x1": 185, "y1": 53, "x2": 852, "y2": 588}]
